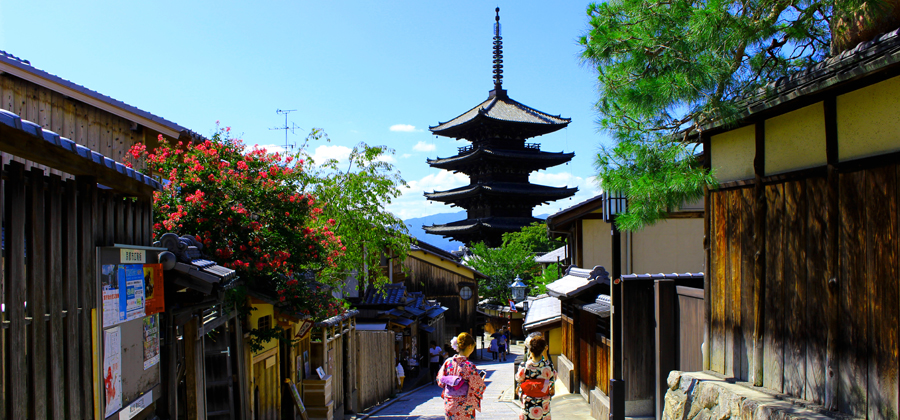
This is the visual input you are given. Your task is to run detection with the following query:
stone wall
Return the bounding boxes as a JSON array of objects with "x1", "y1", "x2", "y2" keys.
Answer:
[{"x1": 664, "y1": 371, "x2": 849, "y2": 420}]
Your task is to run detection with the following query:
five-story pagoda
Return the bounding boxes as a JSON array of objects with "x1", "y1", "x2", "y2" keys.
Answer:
[{"x1": 424, "y1": 8, "x2": 577, "y2": 247}]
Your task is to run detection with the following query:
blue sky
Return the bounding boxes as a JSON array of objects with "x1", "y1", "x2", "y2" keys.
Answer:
[{"x1": 0, "y1": 1, "x2": 610, "y2": 219}]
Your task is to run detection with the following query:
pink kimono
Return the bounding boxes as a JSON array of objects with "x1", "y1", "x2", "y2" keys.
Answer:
[{"x1": 437, "y1": 355, "x2": 486, "y2": 420}]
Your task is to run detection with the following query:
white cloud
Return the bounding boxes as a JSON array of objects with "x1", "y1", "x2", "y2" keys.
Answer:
[
  {"x1": 412, "y1": 141, "x2": 436, "y2": 152},
  {"x1": 401, "y1": 153, "x2": 413, "y2": 159},
  {"x1": 376, "y1": 154, "x2": 396, "y2": 163},
  {"x1": 310, "y1": 144, "x2": 352, "y2": 165},
  {"x1": 390, "y1": 124, "x2": 418, "y2": 132},
  {"x1": 386, "y1": 170, "x2": 469, "y2": 219}
]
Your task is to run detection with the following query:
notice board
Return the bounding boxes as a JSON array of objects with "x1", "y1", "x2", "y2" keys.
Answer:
[{"x1": 98, "y1": 246, "x2": 165, "y2": 419}]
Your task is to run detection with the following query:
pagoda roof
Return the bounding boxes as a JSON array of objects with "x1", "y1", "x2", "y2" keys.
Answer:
[
  {"x1": 424, "y1": 182, "x2": 577, "y2": 203},
  {"x1": 430, "y1": 90, "x2": 570, "y2": 139},
  {"x1": 427, "y1": 147, "x2": 574, "y2": 171},
  {"x1": 423, "y1": 216, "x2": 542, "y2": 236}
]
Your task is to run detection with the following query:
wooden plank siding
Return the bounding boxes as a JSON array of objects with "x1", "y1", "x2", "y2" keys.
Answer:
[
  {"x1": 0, "y1": 161, "x2": 152, "y2": 419},
  {"x1": 399, "y1": 256, "x2": 476, "y2": 335},
  {"x1": 0, "y1": 73, "x2": 166, "y2": 178},
  {"x1": 707, "y1": 163, "x2": 900, "y2": 419}
]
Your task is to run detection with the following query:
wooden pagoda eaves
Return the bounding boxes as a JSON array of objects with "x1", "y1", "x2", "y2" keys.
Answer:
[{"x1": 429, "y1": 92, "x2": 571, "y2": 140}]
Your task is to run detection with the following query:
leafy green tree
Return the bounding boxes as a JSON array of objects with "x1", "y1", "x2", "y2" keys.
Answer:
[
  {"x1": 467, "y1": 241, "x2": 539, "y2": 302},
  {"x1": 297, "y1": 131, "x2": 412, "y2": 287},
  {"x1": 502, "y1": 222, "x2": 563, "y2": 253},
  {"x1": 580, "y1": 0, "x2": 870, "y2": 230}
]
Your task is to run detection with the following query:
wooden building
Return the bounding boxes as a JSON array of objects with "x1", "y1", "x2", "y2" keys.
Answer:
[
  {"x1": 522, "y1": 295, "x2": 563, "y2": 366},
  {"x1": 546, "y1": 193, "x2": 704, "y2": 276},
  {"x1": 700, "y1": 25, "x2": 900, "y2": 419},
  {"x1": 386, "y1": 240, "x2": 486, "y2": 340}
]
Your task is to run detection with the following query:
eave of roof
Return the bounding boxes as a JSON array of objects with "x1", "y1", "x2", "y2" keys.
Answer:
[
  {"x1": 0, "y1": 51, "x2": 195, "y2": 139},
  {"x1": 430, "y1": 92, "x2": 570, "y2": 138},
  {"x1": 706, "y1": 27, "x2": 900, "y2": 132},
  {"x1": 423, "y1": 216, "x2": 543, "y2": 235},
  {"x1": 425, "y1": 182, "x2": 578, "y2": 202},
  {"x1": 546, "y1": 193, "x2": 605, "y2": 230},
  {"x1": 427, "y1": 148, "x2": 575, "y2": 169},
  {"x1": 0, "y1": 108, "x2": 163, "y2": 195}
]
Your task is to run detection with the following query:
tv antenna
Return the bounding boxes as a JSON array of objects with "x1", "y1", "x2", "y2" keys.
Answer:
[{"x1": 269, "y1": 109, "x2": 302, "y2": 150}]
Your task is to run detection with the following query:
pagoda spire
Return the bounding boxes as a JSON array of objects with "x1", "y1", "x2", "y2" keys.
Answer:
[{"x1": 492, "y1": 7, "x2": 504, "y2": 93}]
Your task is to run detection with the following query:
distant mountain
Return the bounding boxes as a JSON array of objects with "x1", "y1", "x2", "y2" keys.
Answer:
[
  {"x1": 404, "y1": 211, "x2": 552, "y2": 253},
  {"x1": 405, "y1": 211, "x2": 466, "y2": 253}
]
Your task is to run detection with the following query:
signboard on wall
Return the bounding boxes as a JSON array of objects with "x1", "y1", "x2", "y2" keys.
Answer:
[{"x1": 98, "y1": 246, "x2": 163, "y2": 419}]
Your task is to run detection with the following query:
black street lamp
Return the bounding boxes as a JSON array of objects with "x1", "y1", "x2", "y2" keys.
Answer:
[{"x1": 603, "y1": 190, "x2": 626, "y2": 420}]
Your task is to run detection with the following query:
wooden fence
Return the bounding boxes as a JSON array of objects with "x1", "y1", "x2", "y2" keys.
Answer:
[
  {"x1": 708, "y1": 163, "x2": 900, "y2": 419},
  {"x1": 0, "y1": 161, "x2": 152, "y2": 419},
  {"x1": 355, "y1": 330, "x2": 396, "y2": 411}
]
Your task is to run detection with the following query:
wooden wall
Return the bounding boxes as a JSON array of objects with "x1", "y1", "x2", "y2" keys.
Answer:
[
  {"x1": 400, "y1": 257, "x2": 476, "y2": 334},
  {"x1": 0, "y1": 74, "x2": 174, "y2": 177},
  {"x1": 0, "y1": 162, "x2": 152, "y2": 419},
  {"x1": 355, "y1": 330, "x2": 395, "y2": 411},
  {"x1": 708, "y1": 164, "x2": 900, "y2": 419}
]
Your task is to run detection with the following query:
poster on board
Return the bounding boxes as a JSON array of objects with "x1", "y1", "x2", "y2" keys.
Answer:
[
  {"x1": 118, "y1": 265, "x2": 145, "y2": 322},
  {"x1": 104, "y1": 327, "x2": 123, "y2": 418},
  {"x1": 101, "y1": 264, "x2": 121, "y2": 327},
  {"x1": 142, "y1": 264, "x2": 164, "y2": 316},
  {"x1": 143, "y1": 315, "x2": 160, "y2": 370}
]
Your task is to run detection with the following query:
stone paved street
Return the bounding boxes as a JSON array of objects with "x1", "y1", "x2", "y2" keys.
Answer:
[
  {"x1": 360, "y1": 343, "x2": 593, "y2": 420},
  {"x1": 363, "y1": 345, "x2": 524, "y2": 420}
]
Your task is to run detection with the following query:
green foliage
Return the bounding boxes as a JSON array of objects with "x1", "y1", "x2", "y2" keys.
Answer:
[
  {"x1": 467, "y1": 241, "x2": 539, "y2": 302},
  {"x1": 501, "y1": 222, "x2": 563, "y2": 253},
  {"x1": 532, "y1": 263, "x2": 562, "y2": 296},
  {"x1": 580, "y1": 0, "x2": 868, "y2": 229},
  {"x1": 296, "y1": 131, "x2": 412, "y2": 287}
]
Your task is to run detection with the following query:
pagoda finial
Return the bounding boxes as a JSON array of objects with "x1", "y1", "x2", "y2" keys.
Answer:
[{"x1": 492, "y1": 7, "x2": 503, "y2": 91}]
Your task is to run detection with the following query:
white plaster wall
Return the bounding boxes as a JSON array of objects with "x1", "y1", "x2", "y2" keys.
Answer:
[
  {"x1": 631, "y1": 218, "x2": 705, "y2": 274},
  {"x1": 711, "y1": 125, "x2": 755, "y2": 182},
  {"x1": 765, "y1": 102, "x2": 826, "y2": 175},
  {"x1": 838, "y1": 75, "x2": 900, "y2": 161}
]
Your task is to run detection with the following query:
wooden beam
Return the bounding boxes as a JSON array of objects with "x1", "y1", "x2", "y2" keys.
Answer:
[
  {"x1": 752, "y1": 122, "x2": 767, "y2": 386},
  {"x1": 702, "y1": 132, "x2": 712, "y2": 372},
  {"x1": 0, "y1": 123, "x2": 154, "y2": 198},
  {"x1": 823, "y1": 96, "x2": 839, "y2": 411},
  {"x1": 7, "y1": 162, "x2": 27, "y2": 419}
]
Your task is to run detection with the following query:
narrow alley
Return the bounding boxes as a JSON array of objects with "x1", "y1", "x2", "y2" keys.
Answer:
[{"x1": 358, "y1": 344, "x2": 593, "y2": 420}]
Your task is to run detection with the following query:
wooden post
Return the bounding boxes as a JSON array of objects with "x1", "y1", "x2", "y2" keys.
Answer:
[
  {"x1": 63, "y1": 179, "x2": 81, "y2": 419},
  {"x1": 823, "y1": 97, "x2": 839, "y2": 411},
  {"x1": 752, "y1": 122, "x2": 766, "y2": 386},
  {"x1": 77, "y1": 175, "x2": 98, "y2": 416},
  {"x1": 27, "y1": 167, "x2": 48, "y2": 419},
  {"x1": 701, "y1": 132, "x2": 712, "y2": 371},
  {"x1": 184, "y1": 315, "x2": 204, "y2": 420},
  {"x1": 7, "y1": 162, "x2": 28, "y2": 419},
  {"x1": 654, "y1": 280, "x2": 676, "y2": 420},
  {"x1": 47, "y1": 175, "x2": 65, "y2": 418}
]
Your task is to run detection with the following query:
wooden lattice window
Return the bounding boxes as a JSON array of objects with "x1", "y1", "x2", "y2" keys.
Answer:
[{"x1": 257, "y1": 315, "x2": 272, "y2": 331}]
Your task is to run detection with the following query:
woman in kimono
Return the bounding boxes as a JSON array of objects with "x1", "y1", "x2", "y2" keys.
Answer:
[
  {"x1": 437, "y1": 332, "x2": 486, "y2": 420},
  {"x1": 515, "y1": 336, "x2": 556, "y2": 420}
]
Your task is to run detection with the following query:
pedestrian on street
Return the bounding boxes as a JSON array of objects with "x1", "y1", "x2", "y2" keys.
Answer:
[
  {"x1": 515, "y1": 336, "x2": 556, "y2": 420},
  {"x1": 437, "y1": 332, "x2": 486, "y2": 420},
  {"x1": 497, "y1": 331, "x2": 507, "y2": 362},
  {"x1": 396, "y1": 361, "x2": 405, "y2": 393},
  {"x1": 489, "y1": 337, "x2": 498, "y2": 360},
  {"x1": 430, "y1": 340, "x2": 443, "y2": 384}
]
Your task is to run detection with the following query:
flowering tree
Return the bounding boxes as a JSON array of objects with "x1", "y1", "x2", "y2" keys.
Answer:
[{"x1": 124, "y1": 126, "x2": 346, "y2": 325}]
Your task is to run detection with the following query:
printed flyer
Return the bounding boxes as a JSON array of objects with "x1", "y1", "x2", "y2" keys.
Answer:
[
  {"x1": 142, "y1": 264, "x2": 164, "y2": 316},
  {"x1": 104, "y1": 327, "x2": 123, "y2": 418},
  {"x1": 101, "y1": 264, "x2": 120, "y2": 327},
  {"x1": 142, "y1": 315, "x2": 160, "y2": 370},
  {"x1": 119, "y1": 264, "x2": 146, "y2": 322}
]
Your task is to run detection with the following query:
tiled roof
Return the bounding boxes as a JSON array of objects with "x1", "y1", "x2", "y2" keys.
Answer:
[
  {"x1": 155, "y1": 233, "x2": 238, "y2": 295},
  {"x1": 720, "y1": 27, "x2": 900, "y2": 128},
  {"x1": 621, "y1": 273, "x2": 705, "y2": 281},
  {"x1": 546, "y1": 265, "x2": 610, "y2": 299},
  {"x1": 0, "y1": 108, "x2": 164, "y2": 191},
  {"x1": 581, "y1": 294, "x2": 611, "y2": 318},
  {"x1": 425, "y1": 182, "x2": 577, "y2": 202},
  {"x1": 362, "y1": 283, "x2": 407, "y2": 305},
  {"x1": 546, "y1": 193, "x2": 604, "y2": 229},
  {"x1": 0, "y1": 50, "x2": 200, "y2": 140},
  {"x1": 430, "y1": 91, "x2": 570, "y2": 139},
  {"x1": 423, "y1": 216, "x2": 543, "y2": 235},
  {"x1": 315, "y1": 309, "x2": 359, "y2": 327},
  {"x1": 523, "y1": 295, "x2": 561, "y2": 331},
  {"x1": 535, "y1": 245, "x2": 567, "y2": 264},
  {"x1": 427, "y1": 147, "x2": 574, "y2": 170}
]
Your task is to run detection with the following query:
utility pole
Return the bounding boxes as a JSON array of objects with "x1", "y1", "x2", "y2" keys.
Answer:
[{"x1": 269, "y1": 109, "x2": 301, "y2": 151}]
